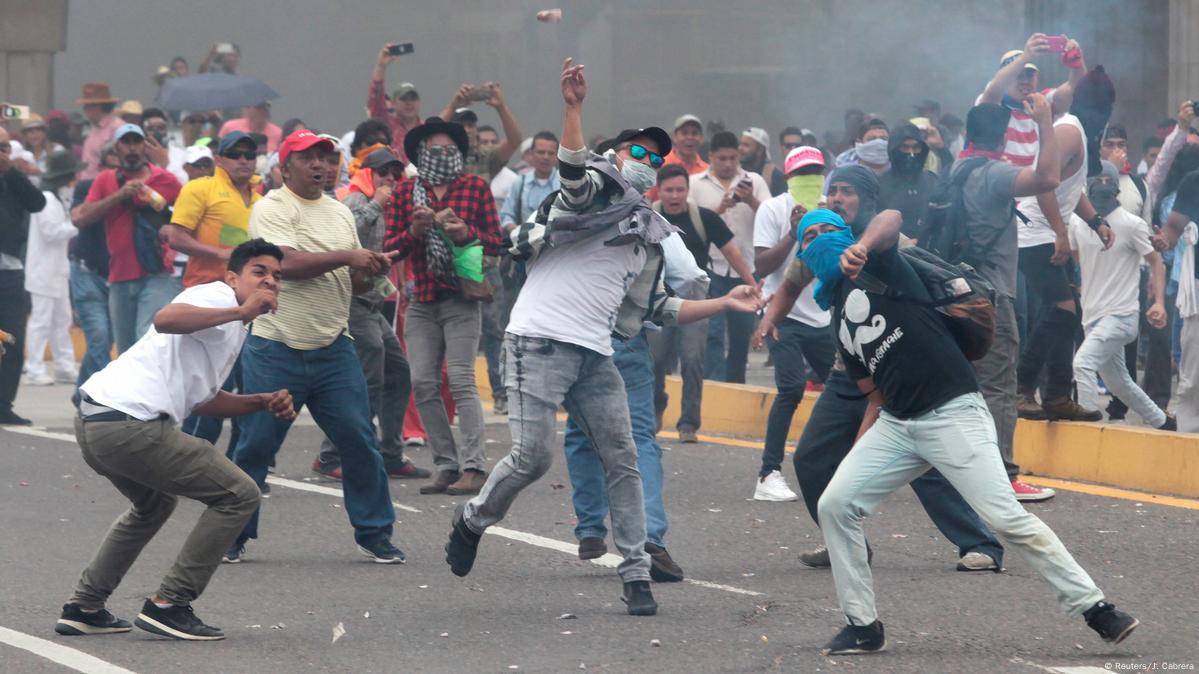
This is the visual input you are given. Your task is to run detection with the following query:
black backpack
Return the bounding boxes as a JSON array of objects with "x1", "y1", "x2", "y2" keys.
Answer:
[
  {"x1": 855, "y1": 246, "x2": 997, "y2": 361},
  {"x1": 115, "y1": 172, "x2": 172, "y2": 275},
  {"x1": 921, "y1": 156, "x2": 1005, "y2": 267}
]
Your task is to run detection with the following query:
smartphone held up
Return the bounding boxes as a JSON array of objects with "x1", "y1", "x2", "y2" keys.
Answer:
[{"x1": 388, "y1": 43, "x2": 415, "y2": 56}]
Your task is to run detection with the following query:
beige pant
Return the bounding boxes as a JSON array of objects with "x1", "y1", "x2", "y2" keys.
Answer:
[
  {"x1": 70, "y1": 416, "x2": 260, "y2": 608},
  {"x1": 1178, "y1": 318, "x2": 1199, "y2": 433}
]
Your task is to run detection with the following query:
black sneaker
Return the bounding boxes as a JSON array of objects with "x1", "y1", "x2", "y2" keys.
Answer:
[
  {"x1": 55, "y1": 604, "x2": 133, "y2": 635},
  {"x1": 645, "y1": 543, "x2": 684, "y2": 582},
  {"x1": 357, "y1": 538, "x2": 406, "y2": 564},
  {"x1": 445, "y1": 503, "x2": 481, "y2": 577},
  {"x1": 821, "y1": 620, "x2": 886, "y2": 655},
  {"x1": 1085, "y1": 601, "x2": 1138, "y2": 644},
  {"x1": 133, "y1": 599, "x2": 224, "y2": 641},
  {"x1": 1159, "y1": 415, "x2": 1178, "y2": 432},
  {"x1": 0, "y1": 409, "x2": 32, "y2": 426},
  {"x1": 621, "y1": 580, "x2": 658, "y2": 616},
  {"x1": 800, "y1": 544, "x2": 872, "y2": 568},
  {"x1": 221, "y1": 543, "x2": 244, "y2": 564}
]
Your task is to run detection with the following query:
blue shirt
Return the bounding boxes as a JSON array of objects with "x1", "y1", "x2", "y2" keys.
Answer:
[{"x1": 500, "y1": 169, "x2": 560, "y2": 228}]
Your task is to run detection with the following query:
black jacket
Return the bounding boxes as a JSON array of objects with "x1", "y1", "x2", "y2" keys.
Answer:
[
  {"x1": 0, "y1": 168, "x2": 46, "y2": 260},
  {"x1": 879, "y1": 124, "x2": 938, "y2": 239}
]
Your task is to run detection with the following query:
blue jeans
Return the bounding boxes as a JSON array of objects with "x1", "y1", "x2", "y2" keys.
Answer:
[
  {"x1": 794, "y1": 369, "x2": 1004, "y2": 565},
  {"x1": 181, "y1": 356, "x2": 242, "y2": 455},
  {"x1": 108, "y1": 274, "x2": 182, "y2": 353},
  {"x1": 760, "y1": 318, "x2": 835, "y2": 477},
  {"x1": 563, "y1": 333, "x2": 667, "y2": 547},
  {"x1": 70, "y1": 261, "x2": 113, "y2": 393},
  {"x1": 230, "y1": 335, "x2": 395, "y2": 547},
  {"x1": 704, "y1": 274, "x2": 754, "y2": 383}
]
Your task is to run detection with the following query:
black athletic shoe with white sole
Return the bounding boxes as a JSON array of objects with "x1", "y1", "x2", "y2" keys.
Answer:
[
  {"x1": 55, "y1": 604, "x2": 132, "y2": 635},
  {"x1": 821, "y1": 620, "x2": 886, "y2": 655},
  {"x1": 357, "y1": 538, "x2": 406, "y2": 564},
  {"x1": 1085, "y1": 601, "x2": 1139, "y2": 644},
  {"x1": 133, "y1": 600, "x2": 224, "y2": 641},
  {"x1": 445, "y1": 503, "x2": 481, "y2": 577}
]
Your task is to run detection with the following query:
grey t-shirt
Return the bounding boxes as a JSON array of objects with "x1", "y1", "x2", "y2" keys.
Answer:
[{"x1": 960, "y1": 159, "x2": 1022, "y2": 299}]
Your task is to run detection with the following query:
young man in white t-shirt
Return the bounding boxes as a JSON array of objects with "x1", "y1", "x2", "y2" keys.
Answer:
[
  {"x1": 59, "y1": 239, "x2": 295, "y2": 641},
  {"x1": 1070, "y1": 162, "x2": 1174, "y2": 429}
]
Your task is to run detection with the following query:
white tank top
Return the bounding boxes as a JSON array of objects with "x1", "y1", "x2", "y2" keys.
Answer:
[{"x1": 1016, "y1": 114, "x2": 1087, "y2": 249}]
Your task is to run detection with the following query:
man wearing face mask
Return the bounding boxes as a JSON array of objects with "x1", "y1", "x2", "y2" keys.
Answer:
[
  {"x1": 1070, "y1": 160, "x2": 1174, "y2": 429},
  {"x1": 879, "y1": 123, "x2": 939, "y2": 240},
  {"x1": 444, "y1": 58, "x2": 677, "y2": 617},
  {"x1": 835, "y1": 119, "x2": 890, "y2": 175},
  {"x1": 760, "y1": 166, "x2": 1005, "y2": 573}
]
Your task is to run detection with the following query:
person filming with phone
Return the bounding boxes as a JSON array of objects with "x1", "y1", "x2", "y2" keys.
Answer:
[
  {"x1": 688, "y1": 130, "x2": 766, "y2": 384},
  {"x1": 368, "y1": 42, "x2": 422, "y2": 164}
]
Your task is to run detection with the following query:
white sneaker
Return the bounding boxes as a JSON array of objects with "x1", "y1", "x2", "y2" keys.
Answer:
[
  {"x1": 753, "y1": 470, "x2": 799, "y2": 502},
  {"x1": 956, "y1": 551, "x2": 999, "y2": 572},
  {"x1": 23, "y1": 372, "x2": 53, "y2": 386},
  {"x1": 54, "y1": 370, "x2": 79, "y2": 385}
]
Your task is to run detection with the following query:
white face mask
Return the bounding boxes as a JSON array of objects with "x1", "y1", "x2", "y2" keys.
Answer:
[
  {"x1": 854, "y1": 137, "x2": 889, "y2": 165},
  {"x1": 603, "y1": 148, "x2": 657, "y2": 194}
]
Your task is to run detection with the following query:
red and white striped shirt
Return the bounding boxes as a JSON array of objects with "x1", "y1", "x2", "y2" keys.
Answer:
[{"x1": 975, "y1": 89, "x2": 1056, "y2": 167}]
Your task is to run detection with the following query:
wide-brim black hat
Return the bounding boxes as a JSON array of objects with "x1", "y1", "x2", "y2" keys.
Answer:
[
  {"x1": 596, "y1": 127, "x2": 672, "y2": 157},
  {"x1": 404, "y1": 120, "x2": 470, "y2": 167}
]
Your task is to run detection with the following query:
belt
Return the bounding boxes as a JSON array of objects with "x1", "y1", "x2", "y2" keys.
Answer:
[{"x1": 79, "y1": 396, "x2": 161, "y2": 423}]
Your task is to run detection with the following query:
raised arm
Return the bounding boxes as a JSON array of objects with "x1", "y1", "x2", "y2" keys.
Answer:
[
  {"x1": 554, "y1": 58, "x2": 604, "y2": 213},
  {"x1": 483, "y1": 82, "x2": 523, "y2": 165},
  {"x1": 368, "y1": 44, "x2": 398, "y2": 119},
  {"x1": 1146, "y1": 101, "x2": 1195, "y2": 201},
  {"x1": 980, "y1": 33, "x2": 1049, "y2": 104},
  {"x1": 1012, "y1": 93, "x2": 1062, "y2": 197},
  {"x1": 841, "y1": 209, "x2": 903, "y2": 279}
]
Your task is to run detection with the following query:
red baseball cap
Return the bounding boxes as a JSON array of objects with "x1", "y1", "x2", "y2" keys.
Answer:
[
  {"x1": 278, "y1": 129, "x2": 336, "y2": 166},
  {"x1": 784, "y1": 146, "x2": 825, "y2": 174}
]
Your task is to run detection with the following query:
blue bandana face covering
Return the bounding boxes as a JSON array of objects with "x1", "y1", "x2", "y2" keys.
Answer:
[{"x1": 801, "y1": 227, "x2": 856, "y2": 310}]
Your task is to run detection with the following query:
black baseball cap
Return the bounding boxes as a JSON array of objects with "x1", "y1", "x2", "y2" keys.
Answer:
[
  {"x1": 596, "y1": 127, "x2": 672, "y2": 156},
  {"x1": 363, "y1": 148, "x2": 404, "y2": 171},
  {"x1": 453, "y1": 107, "x2": 479, "y2": 125}
]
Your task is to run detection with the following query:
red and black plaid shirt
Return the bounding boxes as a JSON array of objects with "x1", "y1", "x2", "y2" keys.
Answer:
[{"x1": 384, "y1": 174, "x2": 503, "y2": 302}]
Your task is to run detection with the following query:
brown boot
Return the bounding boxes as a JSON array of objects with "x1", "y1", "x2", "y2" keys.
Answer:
[
  {"x1": 1042, "y1": 397, "x2": 1102, "y2": 422},
  {"x1": 445, "y1": 469, "x2": 488, "y2": 496},
  {"x1": 1016, "y1": 393, "x2": 1047, "y2": 420},
  {"x1": 419, "y1": 470, "x2": 461, "y2": 495}
]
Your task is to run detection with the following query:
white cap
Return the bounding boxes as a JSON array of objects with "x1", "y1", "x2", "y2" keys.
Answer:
[{"x1": 184, "y1": 145, "x2": 213, "y2": 165}]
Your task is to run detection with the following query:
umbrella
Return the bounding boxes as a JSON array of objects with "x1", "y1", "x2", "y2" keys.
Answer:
[{"x1": 157, "y1": 73, "x2": 278, "y2": 112}]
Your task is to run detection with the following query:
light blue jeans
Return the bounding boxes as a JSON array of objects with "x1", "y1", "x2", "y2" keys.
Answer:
[
  {"x1": 818, "y1": 393, "x2": 1104, "y2": 626},
  {"x1": 563, "y1": 332, "x2": 667, "y2": 548},
  {"x1": 465, "y1": 334, "x2": 651, "y2": 582},
  {"x1": 69, "y1": 261, "x2": 113, "y2": 391},
  {"x1": 107, "y1": 274, "x2": 182, "y2": 353},
  {"x1": 1074, "y1": 312, "x2": 1166, "y2": 428}
]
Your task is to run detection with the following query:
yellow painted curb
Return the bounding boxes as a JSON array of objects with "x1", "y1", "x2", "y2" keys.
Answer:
[{"x1": 474, "y1": 356, "x2": 1199, "y2": 498}]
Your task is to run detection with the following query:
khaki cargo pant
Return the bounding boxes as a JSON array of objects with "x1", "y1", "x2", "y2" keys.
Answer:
[{"x1": 69, "y1": 415, "x2": 260, "y2": 608}]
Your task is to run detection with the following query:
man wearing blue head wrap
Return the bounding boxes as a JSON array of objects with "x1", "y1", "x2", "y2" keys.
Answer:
[
  {"x1": 810, "y1": 199, "x2": 1136, "y2": 656},
  {"x1": 754, "y1": 208, "x2": 1006, "y2": 573}
]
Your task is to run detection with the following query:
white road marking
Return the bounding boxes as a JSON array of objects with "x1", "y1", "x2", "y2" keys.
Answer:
[
  {"x1": 265, "y1": 476, "x2": 422, "y2": 513},
  {"x1": 1011, "y1": 657, "x2": 1113, "y2": 673},
  {"x1": 5, "y1": 426, "x2": 765, "y2": 598},
  {"x1": 0, "y1": 626, "x2": 138, "y2": 674}
]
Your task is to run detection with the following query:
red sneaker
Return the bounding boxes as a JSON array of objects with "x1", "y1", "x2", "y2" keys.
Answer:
[
  {"x1": 312, "y1": 459, "x2": 342, "y2": 480},
  {"x1": 1012, "y1": 479, "x2": 1055, "y2": 502},
  {"x1": 805, "y1": 381, "x2": 825, "y2": 393}
]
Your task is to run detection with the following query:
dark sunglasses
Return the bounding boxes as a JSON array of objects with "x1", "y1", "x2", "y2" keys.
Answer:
[
  {"x1": 628, "y1": 143, "x2": 664, "y2": 168},
  {"x1": 221, "y1": 150, "x2": 258, "y2": 161}
]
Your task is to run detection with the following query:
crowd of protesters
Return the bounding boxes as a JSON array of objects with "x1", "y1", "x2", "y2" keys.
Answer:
[{"x1": 1, "y1": 30, "x2": 1188, "y2": 652}]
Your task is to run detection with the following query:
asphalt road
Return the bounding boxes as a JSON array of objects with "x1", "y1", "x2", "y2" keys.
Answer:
[{"x1": 1, "y1": 388, "x2": 1196, "y2": 674}]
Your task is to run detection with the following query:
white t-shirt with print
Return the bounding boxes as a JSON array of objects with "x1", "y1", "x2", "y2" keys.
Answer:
[{"x1": 80, "y1": 282, "x2": 247, "y2": 423}]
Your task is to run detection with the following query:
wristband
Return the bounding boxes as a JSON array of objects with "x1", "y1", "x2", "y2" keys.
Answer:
[{"x1": 1086, "y1": 214, "x2": 1106, "y2": 232}]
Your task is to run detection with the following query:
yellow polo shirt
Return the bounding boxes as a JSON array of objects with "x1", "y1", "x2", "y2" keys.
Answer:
[{"x1": 170, "y1": 167, "x2": 262, "y2": 287}]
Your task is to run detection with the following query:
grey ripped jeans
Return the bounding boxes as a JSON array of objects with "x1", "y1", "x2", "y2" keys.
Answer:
[{"x1": 463, "y1": 334, "x2": 651, "y2": 582}]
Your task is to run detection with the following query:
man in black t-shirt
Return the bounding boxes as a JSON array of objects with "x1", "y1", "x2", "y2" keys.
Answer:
[
  {"x1": 804, "y1": 208, "x2": 1138, "y2": 656},
  {"x1": 646, "y1": 165, "x2": 740, "y2": 441}
]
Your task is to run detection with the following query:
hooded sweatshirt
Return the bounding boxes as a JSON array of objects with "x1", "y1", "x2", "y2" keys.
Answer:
[{"x1": 878, "y1": 124, "x2": 939, "y2": 239}]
